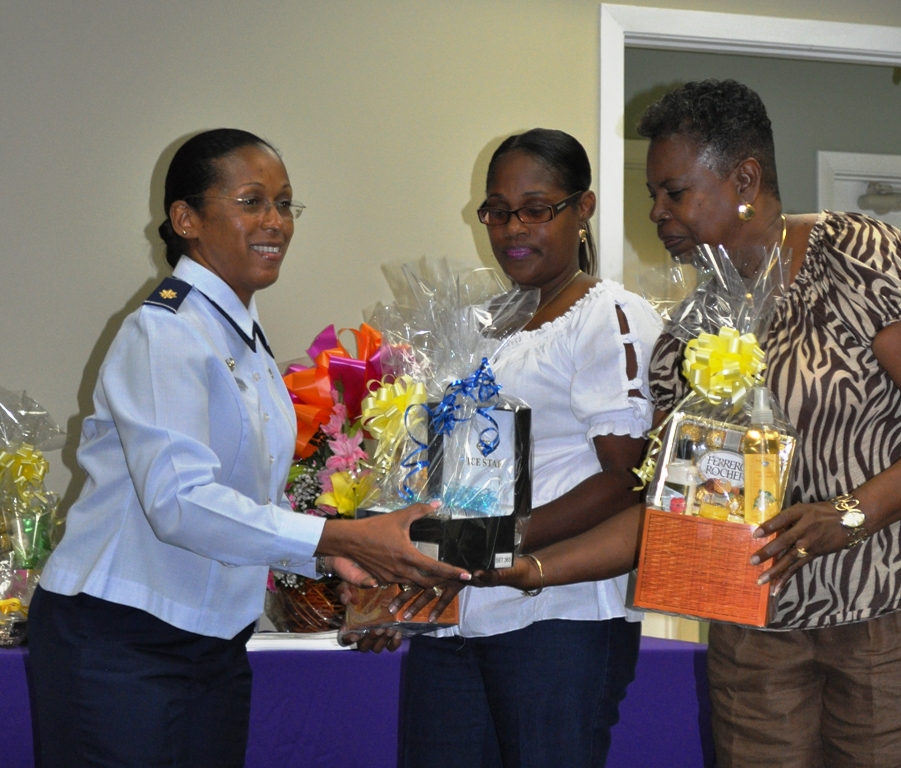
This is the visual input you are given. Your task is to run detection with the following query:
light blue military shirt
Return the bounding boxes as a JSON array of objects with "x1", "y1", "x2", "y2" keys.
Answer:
[{"x1": 40, "y1": 257, "x2": 325, "y2": 639}]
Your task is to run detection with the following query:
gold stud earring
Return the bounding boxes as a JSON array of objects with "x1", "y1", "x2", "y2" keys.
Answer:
[
  {"x1": 738, "y1": 203, "x2": 755, "y2": 222},
  {"x1": 579, "y1": 228, "x2": 587, "y2": 244},
  {"x1": 182, "y1": 230, "x2": 187, "y2": 236}
]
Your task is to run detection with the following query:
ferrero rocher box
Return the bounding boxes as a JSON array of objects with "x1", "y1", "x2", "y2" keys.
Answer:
[
  {"x1": 630, "y1": 410, "x2": 796, "y2": 627},
  {"x1": 342, "y1": 584, "x2": 459, "y2": 636}
]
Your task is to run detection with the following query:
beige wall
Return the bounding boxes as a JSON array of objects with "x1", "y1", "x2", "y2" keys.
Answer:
[{"x1": 2, "y1": 0, "x2": 899, "y2": 502}]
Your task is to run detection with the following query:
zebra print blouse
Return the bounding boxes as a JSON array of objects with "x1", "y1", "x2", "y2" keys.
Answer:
[{"x1": 650, "y1": 211, "x2": 901, "y2": 630}]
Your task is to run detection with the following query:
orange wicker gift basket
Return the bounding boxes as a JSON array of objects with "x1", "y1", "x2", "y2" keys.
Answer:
[
  {"x1": 630, "y1": 409, "x2": 795, "y2": 628},
  {"x1": 632, "y1": 509, "x2": 774, "y2": 626}
]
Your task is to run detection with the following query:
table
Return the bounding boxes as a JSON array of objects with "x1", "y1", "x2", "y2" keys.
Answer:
[
  {"x1": 244, "y1": 640, "x2": 405, "y2": 768},
  {"x1": 608, "y1": 637, "x2": 715, "y2": 768},
  {"x1": 1, "y1": 635, "x2": 713, "y2": 768}
]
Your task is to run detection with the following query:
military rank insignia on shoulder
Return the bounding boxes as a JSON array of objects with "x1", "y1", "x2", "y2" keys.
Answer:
[{"x1": 144, "y1": 277, "x2": 192, "y2": 313}]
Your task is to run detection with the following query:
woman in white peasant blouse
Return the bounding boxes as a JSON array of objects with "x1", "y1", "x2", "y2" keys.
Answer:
[{"x1": 398, "y1": 129, "x2": 662, "y2": 768}]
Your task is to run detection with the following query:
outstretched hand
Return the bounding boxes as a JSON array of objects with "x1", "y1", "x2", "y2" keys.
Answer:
[
  {"x1": 324, "y1": 556, "x2": 378, "y2": 588},
  {"x1": 318, "y1": 503, "x2": 471, "y2": 589}
]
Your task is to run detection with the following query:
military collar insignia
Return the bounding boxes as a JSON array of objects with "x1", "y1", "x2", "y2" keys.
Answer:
[{"x1": 144, "y1": 276, "x2": 274, "y2": 358}]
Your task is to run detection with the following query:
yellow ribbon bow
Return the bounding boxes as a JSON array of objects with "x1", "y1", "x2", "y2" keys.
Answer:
[
  {"x1": 0, "y1": 598, "x2": 27, "y2": 616},
  {"x1": 361, "y1": 375, "x2": 428, "y2": 470},
  {"x1": 0, "y1": 443, "x2": 49, "y2": 503},
  {"x1": 682, "y1": 326, "x2": 765, "y2": 406}
]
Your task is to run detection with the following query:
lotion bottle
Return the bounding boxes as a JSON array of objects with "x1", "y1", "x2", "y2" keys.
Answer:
[{"x1": 743, "y1": 387, "x2": 781, "y2": 525}]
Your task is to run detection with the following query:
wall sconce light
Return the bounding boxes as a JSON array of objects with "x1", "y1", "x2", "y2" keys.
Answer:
[{"x1": 858, "y1": 182, "x2": 901, "y2": 215}]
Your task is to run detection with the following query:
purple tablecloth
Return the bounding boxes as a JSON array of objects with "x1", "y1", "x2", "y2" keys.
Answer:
[
  {"x1": 245, "y1": 644, "x2": 405, "y2": 768},
  {"x1": 1, "y1": 635, "x2": 713, "y2": 768},
  {"x1": 609, "y1": 637, "x2": 715, "y2": 768}
]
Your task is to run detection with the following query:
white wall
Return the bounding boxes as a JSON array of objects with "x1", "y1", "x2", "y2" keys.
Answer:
[{"x1": 2, "y1": 0, "x2": 899, "y2": 505}]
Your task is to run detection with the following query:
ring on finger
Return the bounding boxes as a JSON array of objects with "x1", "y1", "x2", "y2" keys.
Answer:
[
  {"x1": 400, "y1": 584, "x2": 414, "y2": 592},
  {"x1": 795, "y1": 546, "x2": 809, "y2": 559},
  {"x1": 432, "y1": 586, "x2": 445, "y2": 597}
]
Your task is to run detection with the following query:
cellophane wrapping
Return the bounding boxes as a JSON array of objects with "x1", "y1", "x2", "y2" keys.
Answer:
[
  {"x1": 638, "y1": 244, "x2": 799, "y2": 518},
  {"x1": 361, "y1": 258, "x2": 538, "y2": 570},
  {"x1": 0, "y1": 386, "x2": 65, "y2": 646},
  {"x1": 629, "y1": 245, "x2": 801, "y2": 626}
]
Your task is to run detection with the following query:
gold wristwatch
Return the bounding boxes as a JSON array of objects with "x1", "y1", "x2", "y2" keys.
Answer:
[{"x1": 833, "y1": 493, "x2": 869, "y2": 549}]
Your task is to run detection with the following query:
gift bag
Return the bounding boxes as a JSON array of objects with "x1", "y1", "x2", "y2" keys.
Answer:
[
  {"x1": 0, "y1": 386, "x2": 65, "y2": 646},
  {"x1": 360, "y1": 259, "x2": 538, "y2": 573}
]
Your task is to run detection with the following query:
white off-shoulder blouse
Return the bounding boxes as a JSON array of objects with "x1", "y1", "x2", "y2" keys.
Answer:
[{"x1": 444, "y1": 280, "x2": 662, "y2": 638}]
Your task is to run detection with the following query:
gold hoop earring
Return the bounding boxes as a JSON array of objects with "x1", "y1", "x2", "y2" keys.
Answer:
[
  {"x1": 579, "y1": 228, "x2": 587, "y2": 244},
  {"x1": 738, "y1": 203, "x2": 755, "y2": 222}
]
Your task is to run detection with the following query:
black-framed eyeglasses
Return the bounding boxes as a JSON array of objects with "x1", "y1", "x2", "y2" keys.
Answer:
[
  {"x1": 185, "y1": 195, "x2": 306, "y2": 220},
  {"x1": 477, "y1": 190, "x2": 585, "y2": 226}
]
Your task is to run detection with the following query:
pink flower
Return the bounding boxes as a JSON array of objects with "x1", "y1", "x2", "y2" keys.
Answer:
[
  {"x1": 321, "y1": 406, "x2": 347, "y2": 439},
  {"x1": 317, "y1": 470, "x2": 334, "y2": 493},
  {"x1": 325, "y1": 430, "x2": 367, "y2": 473}
]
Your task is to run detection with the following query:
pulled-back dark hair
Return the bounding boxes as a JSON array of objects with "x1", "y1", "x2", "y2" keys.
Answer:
[
  {"x1": 158, "y1": 128, "x2": 276, "y2": 268},
  {"x1": 486, "y1": 128, "x2": 597, "y2": 277},
  {"x1": 637, "y1": 79, "x2": 780, "y2": 200}
]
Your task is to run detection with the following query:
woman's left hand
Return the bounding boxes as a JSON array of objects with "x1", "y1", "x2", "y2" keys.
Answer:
[
  {"x1": 750, "y1": 500, "x2": 849, "y2": 591},
  {"x1": 335, "y1": 582, "x2": 404, "y2": 653},
  {"x1": 472, "y1": 556, "x2": 536, "y2": 591}
]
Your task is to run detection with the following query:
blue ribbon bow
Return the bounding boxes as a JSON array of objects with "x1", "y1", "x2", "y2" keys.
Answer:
[{"x1": 399, "y1": 358, "x2": 502, "y2": 501}]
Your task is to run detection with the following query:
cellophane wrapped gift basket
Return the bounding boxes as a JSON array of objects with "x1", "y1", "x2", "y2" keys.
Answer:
[
  {"x1": 0, "y1": 386, "x2": 65, "y2": 646},
  {"x1": 342, "y1": 259, "x2": 538, "y2": 637},
  {"x1": 630, "y1": 245, "x2": 798, "y2": 627}
]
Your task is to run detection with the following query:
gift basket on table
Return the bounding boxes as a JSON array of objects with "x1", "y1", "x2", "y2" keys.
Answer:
[
  {"x1": 630, "y1": 244, "x2": 798, "y2": 627},
  {"x1": 0, "y1": 386, "x2": 65, "y2": 646},
  {"x1": 342, "y1": 259, "x2": 539, "y2": 636},
  {"x1": 264, "y1": 322, "x2": 383, "y2": 634}
]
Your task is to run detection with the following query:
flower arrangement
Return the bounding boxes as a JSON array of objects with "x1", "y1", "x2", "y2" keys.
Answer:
[
  {"x1": 281, "y1": 323, "x2": 383, "y2": 519},
  {"x1": 265, "y1": 323, "x2": 383, "y2": 633},
  {"x1": 284, "y1": 399, "x2": 375, "y2": 519}
]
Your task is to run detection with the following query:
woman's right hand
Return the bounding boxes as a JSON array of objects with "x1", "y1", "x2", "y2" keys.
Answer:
[
  {"x1": 386, "y1": 580, "x2": 465, "y2": 623},
  {"x1": 318, "y1": 503, "x2": 471, "y2": 589}
]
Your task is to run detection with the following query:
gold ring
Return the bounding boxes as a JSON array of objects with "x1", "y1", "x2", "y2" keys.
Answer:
[
  {"x1": 795, "y1": 547, "x2": 809, "y2": 559},
  {"x1": 432, "y1": 586, "x2": 445, "y2": 598}
]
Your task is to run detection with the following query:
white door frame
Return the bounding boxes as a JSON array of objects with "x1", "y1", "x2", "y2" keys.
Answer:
[
  {"x1": 818, "y1": 151, "x2": 901, "y2": 212},
  {"x1": 598, "y1": 3, "x2": 901, "y2": 281}
]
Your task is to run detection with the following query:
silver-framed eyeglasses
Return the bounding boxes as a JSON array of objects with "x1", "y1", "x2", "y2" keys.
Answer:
[
  {"x1": 186, "y1": 195, "x2": 306, "y2": 220},
  {"x1": 477, "y1": 190, "x2": 585, "y2": 226}
]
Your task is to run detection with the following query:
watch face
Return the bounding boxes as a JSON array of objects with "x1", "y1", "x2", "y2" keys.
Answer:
[{"x1": 842, "y1": 510, "x2": 866, "y2": 529}]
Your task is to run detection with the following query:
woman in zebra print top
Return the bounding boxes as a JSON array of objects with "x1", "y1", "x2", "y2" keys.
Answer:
[
  {"x1": 638, "y1": 80, "x2": 901, "y2": 768},
  {"x1": 478, "y1": 79, "x2": 901, "y2": 766}
]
